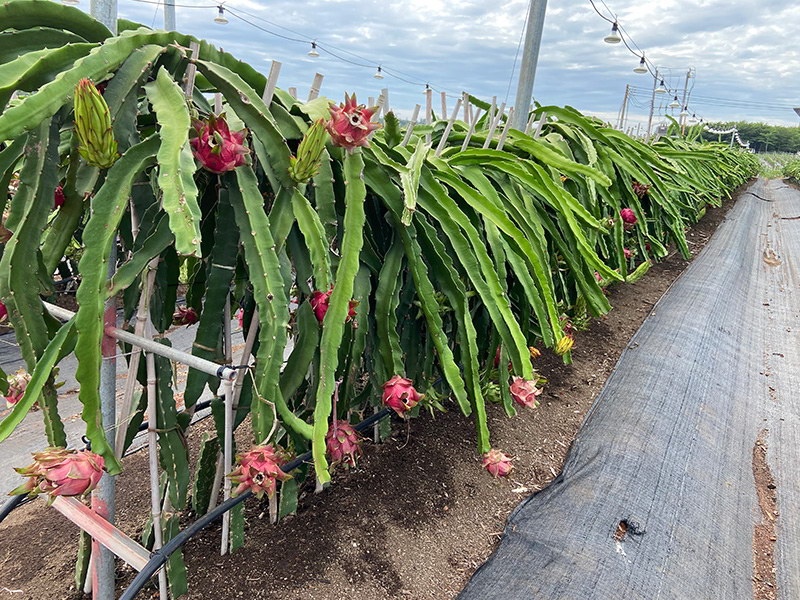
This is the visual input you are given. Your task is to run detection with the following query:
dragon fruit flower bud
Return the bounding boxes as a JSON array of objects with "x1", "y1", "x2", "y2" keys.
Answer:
[
  {"x1": 54, "y1": 186, "x2": 65, "y2": 209},
  {"x1": 172, "y1": 306, "x2": 199, "y2": 326},
  {"x1": 529, "y1": 346, "x2": 541, "y2": 359},
  {"x1": 11, "y1": 447, "x2": 105, "y2": 500},
  {"x1": 289, "y1": 119, "x2": 329, "y2": 183},
  {"x1": 555, "y1": 335, "x2": 575, "y2": 356},
  {"x1": 5, "y1": 368, "x2": 31, "y2": 407},
  {"x1": 509, "y1": 376, "x2": 542, "y2": 408},
  {"x1": 227, "y1": 445, "x2": 291, "y2": 499},
  {"x1": 382, "y1": 375, "x2": 422, "y2": 417},
  {"x1": 482, "y1": 449, "x2": 513, "y2": 478},
  {"x1": 620, "y1": 208, "x2": 637, "y2": 225},
  {"x1": 73, "y1": 79, "x2": 119, "y2": 169},
  {"x1": 326, "y1": 420, "x2": 362, "y2": 468},
  {"x1": 326, "y1": 93, "x2": 380, "y2": 151},
  {"x1": 190, "y1": 113, "x2": 250, "y2": 174},
  {"x1": 309, "y1": 288, "x2": 357, "y2": 323}
]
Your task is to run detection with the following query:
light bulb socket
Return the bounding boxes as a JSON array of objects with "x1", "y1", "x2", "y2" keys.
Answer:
[
  {"x1": 374, "y1": 66, "x2": 384, "y2": 80},
  {"x1": 308, "y1": 42, "x2": 319, "y2": 57},
  {"x1": 214, "y1": 6, "x2": 228, "y2": 24},
  {"x1": 604, "y1": 22, "x2": 622, "y2": 44}
]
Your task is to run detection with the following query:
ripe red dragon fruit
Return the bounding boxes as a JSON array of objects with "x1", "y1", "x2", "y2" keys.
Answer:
[
  {"x1": 326, "y1": 93, "x2": 380, "y2": 151},
  {"x1": 326, "y1": 420, "x2": 362, "y2": 468},
  {"x1": 172, "y1": 306, "x2": 199, "y2": 326},
  {"x1": 227, "y1": 445, "x2": 291, "y2": 499},
  {"x1": 620, "y1": 208, "x2": 637, "y2": 225},
  {"x1": 190, "y1": 113, "x2": 250, "y2": 174},
  {"x1": 309, "y1": 288, "x2": 357, "y2": 323},
  {"x1": 11, "y1": 447, "x2": 105, "y2": 500},
  {"x1": 382, "y1": 375, "x2": 422, "y2": 417},
  {"x1": 482, "y1": 449, "x2": 513, "y2": 478},
  {"x1": 0, "y1": 301, "x2": 7, "y2": 322},
  {"x1": 623, "y1": 247, "x2": 632, "y2": 260},
  {"x1": 5, "y1": 368, "x2": 31, "y2": 407},
  {"x1": 509, "y1": 376, "x2": 542, "y2": 408},
  {"x1": 53, "y1": 186, "x2": 65, "y2": 209}
]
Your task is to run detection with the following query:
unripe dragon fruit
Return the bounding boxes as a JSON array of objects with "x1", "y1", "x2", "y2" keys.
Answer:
[
  {"x1": 289, "y1": 119, "x2": 328, "y2": 183},
  {"x1": 5, "y1": 368, "x2": 31, "y2": 407},
  {"x1": 227, "y1": 445, "x2": 291, "y2": 499},
  {"x1": 54, "y1": 186, "x2": 65, "y2": 209},
  {"x1": 73, "y1": 79, "x2": 118, "y2": 169},
  {"x1": 509, "y1": 376, "x2": 542, "y2": 408},
  {"x1": 190, "y1": 113, "x2": 250, "y2": 174},
  {"x1": 631, "y1": 180, "x2": 651, "y2": 199},
  {"x1": 309, "y1": 288, "x2": 357, "y2": 323},
  {"x1": 620, "y1": 208, "x2": 637, "y2": 225},
  {"x1": 482, "y1": 449, "x2": 513, "y2": 478},
  {"x1": 382, "y1": 375, "x2": 422, "y2": 417},
  {"x1": 555, "y1": 335, "x2": 575, "y2": 356},
  {"x1": 172, "y1": 306, "x2": 199, "y2": 326},
  {"x1": 11, "y1": 447, "x2": 105, "y2": 500},
  {"x1": 326, "y1": 93, "x2": 380, "y2": 151},
  {"x1": 326, "y1": 420, "x2": 362, "y2": 468}
]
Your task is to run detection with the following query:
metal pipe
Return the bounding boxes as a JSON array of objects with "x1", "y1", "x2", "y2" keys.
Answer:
[
  {"x1": 120, "y1": 408, "x2": 393, "y2": 600},
  {"x1": 511, "y1": 0, "x2": 548, "y2": 131},
  {"x1": 646, "y1": 68, "x2": 659, "y2": 143},
  {"x1": 146, "y1": 331, "x2": 168, "y2": 599}
]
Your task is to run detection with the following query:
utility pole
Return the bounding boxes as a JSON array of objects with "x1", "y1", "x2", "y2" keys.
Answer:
[
  {"x1": 645, "y1": 68, "x2": 660, "y2": 142},
  {"x1": 164, "y1": 0, "x2": 176, "y2": 30},
  {"x1": 511, "y1": 0, "x2": 548, "y2": 131},
  {"x1": 617, "y1": 84, "x2": 630, "y2": 130},
  {"x1": 679, "y1": 68, "x2": 693, "y2": 134}
]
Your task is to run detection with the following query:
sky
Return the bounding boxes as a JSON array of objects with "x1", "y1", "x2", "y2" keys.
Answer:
[{"x1": 105, "y1": 0, "x2": 799, "y2": 129}]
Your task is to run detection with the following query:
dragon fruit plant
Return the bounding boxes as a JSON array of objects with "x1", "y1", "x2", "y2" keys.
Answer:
[{"x1": 11, "y1": 447, "x2": 105, "y2": 501}]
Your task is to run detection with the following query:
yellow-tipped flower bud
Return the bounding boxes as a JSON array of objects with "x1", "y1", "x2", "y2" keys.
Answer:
[
  {"x1": 289, "y1": 119, "x2": 329, "y2": 183},
  {"x1": 73, "y1": 79, "x2": 118, "y2": 169},
  {"x1": 555, "y1": 335, "x2": 574, "y2": 356}
]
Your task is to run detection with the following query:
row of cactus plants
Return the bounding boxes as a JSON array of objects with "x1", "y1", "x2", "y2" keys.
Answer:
[{"x1": 0, "y1": 0, "x2": 758, "y2": 595}]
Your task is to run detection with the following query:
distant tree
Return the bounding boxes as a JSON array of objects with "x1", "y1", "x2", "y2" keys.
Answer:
[{"x1": 700, "y1": 121, "x2": 800, "y2": 153}]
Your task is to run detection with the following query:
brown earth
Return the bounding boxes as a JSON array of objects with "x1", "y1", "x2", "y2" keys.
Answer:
[
  {"x1": 752, "y1": 429, "x2": 778, "y2": 600},
  {"x1": 0, "y1": 187, "x2": 745, "y2": 600}
]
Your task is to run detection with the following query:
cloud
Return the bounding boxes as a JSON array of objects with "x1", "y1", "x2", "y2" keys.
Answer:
[{"x1": 111, "y1": 0, "x2": 799, "y2": 129}]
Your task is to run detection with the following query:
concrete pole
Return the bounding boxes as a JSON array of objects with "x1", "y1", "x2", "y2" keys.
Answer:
[
  {"x1": 164, "y1": 0, "x2": 176, "y2": 30},
  {"x1": 90, "y1": 0, "x2": 117, "y2": 34},
  {"x1": 511, "y1": 0, "x2": 548, "y2": 131},
  {"x1": 617, "y1": 84, "x2": 629, "y2": 130},
  {"x1": 679, "y1": 68, "x2": 692, "y2": 134},
  {"x1": 645, "y1": 68, "x2": 659, "y2": 142}
]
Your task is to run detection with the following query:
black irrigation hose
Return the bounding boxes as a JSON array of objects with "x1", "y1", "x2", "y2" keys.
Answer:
[
  {"x1": 119, "y1": 407, "x2": 392, "y2": 600},
  {"x1": 0, "y1": 493, "x2": 27, "y2": 523}
]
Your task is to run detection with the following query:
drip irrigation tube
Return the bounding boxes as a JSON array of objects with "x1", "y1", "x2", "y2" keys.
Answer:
[
  {"x1": 121, "y1": 407, "x2": 392, "y2": 600},
  {"x1": 0, "y1": 494, "x2": 26, "y2": 522}
]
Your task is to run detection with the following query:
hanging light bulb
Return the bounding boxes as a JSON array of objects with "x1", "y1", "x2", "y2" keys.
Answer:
[
  {"x1": 603, "y1": 22, "x2": 622, "y2": 44},
  {"x1": 374, "y1": 66, "x2": 384, "y2": 80},
  {"x1": 689, "y1": 113, "x2": 698, "y2": 123},
  {"x1": 669, "y1": 95, "x2": 680, "y2": 109},
  {"x1": 633, "y1": 56, "x2": 647, "y2": 74},
  {"x1": 679, "y1": 106, "x2": 689, "y2": 117},
  {"x1": 655, "y1": 79, "x2": 667, "y2": 94},
  {"x1": 308, "y1": 42, "x2": 319, "y2": 58},
  {"x1": 214, "y1": 6, "x2": 228, "y2": 24}
]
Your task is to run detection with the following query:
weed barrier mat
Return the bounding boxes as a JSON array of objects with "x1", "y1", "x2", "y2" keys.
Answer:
[{"x1": 460, "y1": 178, "x2": 798, "y2": 600}]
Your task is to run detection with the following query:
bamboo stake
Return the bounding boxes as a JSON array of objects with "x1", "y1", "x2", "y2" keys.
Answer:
[
  {"x1": 434, "y1": 98, "x2": 463, "y2": 157},
  {"x1": 401, "y1": 104, "x2": 422, "y2": 147},
  {"x1": 460, "y1": 108, "x2": 483, "y2": 151},
  {"x1": 425, "y1": 87, "x2": 433, "y2": 144},
  {"x1": 495, "y1": 107, "x2": 515, "y2": 151},
  {"x1": 262, "y1": 60, "x2": 281, "y2": 105},
  {"x1": 307, "y1": 73, "x2": 324, "y2": 101},
  {"x1": 482, "y1": 102, "x2": 505, "y2": 148},
  {"x1": 220, "y1": 376, "x2": 234, "y2": 555}
]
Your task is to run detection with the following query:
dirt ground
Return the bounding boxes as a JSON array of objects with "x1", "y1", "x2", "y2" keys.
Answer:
[{"x1": 0, "y1": 188, "x2": 744, "y2": 600}]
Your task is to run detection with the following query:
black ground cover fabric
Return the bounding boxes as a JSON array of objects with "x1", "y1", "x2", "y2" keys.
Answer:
[{"x1": 460, "y1": 179, "x2": 800, "y2": 599}]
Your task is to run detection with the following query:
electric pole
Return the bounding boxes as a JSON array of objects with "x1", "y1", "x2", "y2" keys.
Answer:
[
  {"x1": 617, "y1": 84, "x2": 630, "y2": 130},
  {"x1": 164, "y1": 1, "x2": 176, "y2": 30},
  {"x1": 511, "y1": 0, "x2": 548, "y2": 131}
]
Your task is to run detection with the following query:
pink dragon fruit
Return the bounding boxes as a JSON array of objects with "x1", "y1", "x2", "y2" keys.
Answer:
[
  {"x1": 509, "y1": 376, "x2": 542, "y2": 408},
  {"x1": 190, "y1": 114, "x2": 250, "y2": 174},
  {"x1": 594, "y1": 271, "x2": 603, "y2": 283},
  {"x1": 326, "y1": 93, "x2": 380, "y2": 151},
  {"x1": 326, "y1": 420, "x2": 362, "y2": 468},
  {"x1": 623, "y1": 247, "x2": 632, "y2": 260},
  {"x1": 0, "y1": 301, "x2": 7, "y2": 322},
  {"x1": 382, "y1": 375, "x2": 422, "y2": 417},
  {"x1": 5, "y1": 368, "x2": 31, "y2": 407},
  {"x1": 236, "y1": 308, "x2": 245, "y2": 330},
  {"x1": 620, "y1": 208, "x2": 637, "y2": 226},
  {"x1": 482, "y1": 449, "x2": 513, "y2": 478},
  {"x1": 53, "y1": 186, "x2": 65, "y2": 209},
  {"x1": 309, "y1": 288, "x2": 357, "y2": 323},
  {"x1": 11, "y1": 447, "x2": 105, "y2": 500},
  {"x1": 227, "y1": 445, "x2": 291, "y2": 499},
  {"x1": 172, "y1": 306, "x2": 199, "y2": 326}
]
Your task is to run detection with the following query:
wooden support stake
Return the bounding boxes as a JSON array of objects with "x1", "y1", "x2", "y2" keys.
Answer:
[
  {"x1": 183, "y1": 41, "x2": 200, "y2": 99},
  {"x1": 425, "y1": 88, "x2": 433, "y2": 144},
  {"x1": 52, "y1": 497, "x2": 150, "y2": 572},
  {"x1": 307, "y1": 72, "x2": 324, "y2": 101},
  {"x1": 488, "y1": 96, "x2": 497, "y2": 127},
  {"x1": 262, "y1": 60, "x2": 282, "y2": 105},
  {"x1": 460, "y1": 108, "x2": 483, "y2": 151},
  {"x1": 440, "y1": 91, "x2": 447, "y2": 120},
  {"x1": 533, "y1": 111, "x2": 548, "y2": 138},
  {"x1": 496, "y1": 107, "x2": 515, "y2": 151},
  {"x1": 214, "y1": 93, "x2": 222, "y2": 115},
  {"x1": 288, "y1": 87, "x2": 297, "y2": 100},
  {"x1": 381, "y1": 87, "x2": 390, "y2": 115},
  {"x1": 435, "y1": 98, "x2": 462, "y2": 157},
  {"x1": 401, "y1": 104, "x2": 422, "y2": 146},
  {"x1": 482, "y1": 102, "x2": 505, "y2": 149}
]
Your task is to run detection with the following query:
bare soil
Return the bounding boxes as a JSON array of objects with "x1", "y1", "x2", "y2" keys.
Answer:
[
  {"x1": 0, "y1": 190, "x2": 744, "y2": 600},
  {"x1": 752, "y1": 429, "x2": 778, "y2": 600}
]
